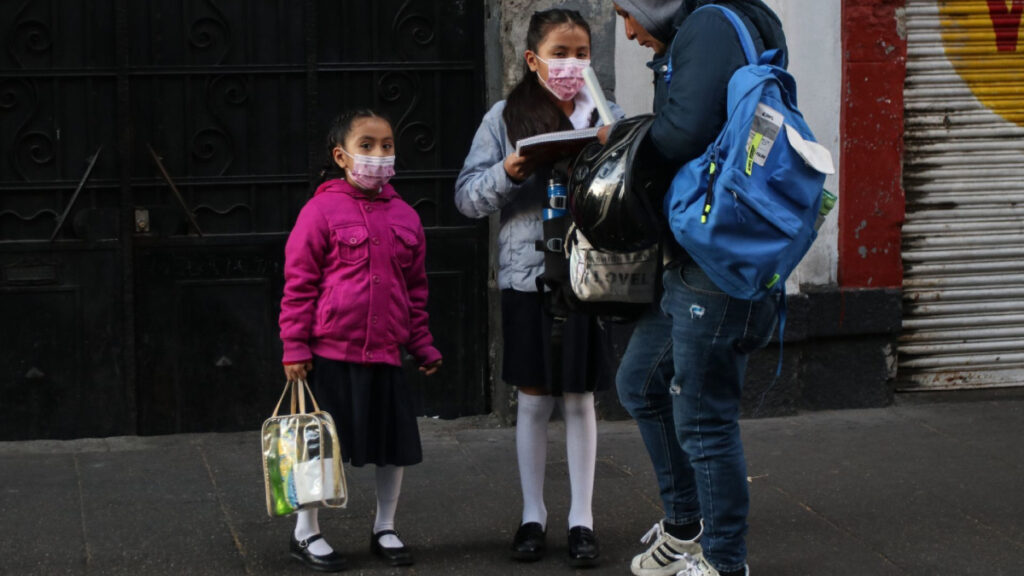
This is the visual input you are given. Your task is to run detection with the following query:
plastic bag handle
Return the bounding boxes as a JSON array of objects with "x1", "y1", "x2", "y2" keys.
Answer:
[
  {"x1": 271, "y1": 379, "x2": 322, "y2": 417},
  {"x1": 271, "y1": 381, "x2": 291, "y2": 418},
  {"x1": 299, "y1": 380, "x2": 321, "y2": 413}
]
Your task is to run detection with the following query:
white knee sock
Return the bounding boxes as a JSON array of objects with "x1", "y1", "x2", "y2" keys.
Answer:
[
  {"x1": 294, "y1": 508, "x2": 334, "y2": 555},
  {"x1": 516, "y1": 391, "x2": 557, "y2": 529},
  {"x1": 561, "y1": 392, "x2": 597, "y2": 530},
  {"x1": 374, "y1": 465, "x2": 405, "y2": 548}
]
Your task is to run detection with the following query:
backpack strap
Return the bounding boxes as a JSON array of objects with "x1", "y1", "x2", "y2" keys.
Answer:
[
  {"x1": 697, "y1": 6, "x2": 800, "y2": 125},
  {"x1": 775, "y1": 284, "x2": 786, "y2": 377},
  {"x1": 759, "y1": 49, "x2": 784, "y2": 67},
  {"x1": 696, "y1": 4, "x2": 759, "y2": 66}
]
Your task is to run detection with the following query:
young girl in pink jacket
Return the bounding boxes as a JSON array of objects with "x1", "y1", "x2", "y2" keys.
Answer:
[{"x1": 279, "y1": 109, "x2": 442, "y2": 572}]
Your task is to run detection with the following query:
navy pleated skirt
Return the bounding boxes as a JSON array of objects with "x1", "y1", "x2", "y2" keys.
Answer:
[
  {"x1": 308, "y1": 356, "x2": 422, "y2": 467},
  {"x1": 500, "y1": 289, "x2": 614, "y2": 395}
]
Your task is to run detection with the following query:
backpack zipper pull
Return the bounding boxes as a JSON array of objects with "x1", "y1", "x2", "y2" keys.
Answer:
[{"x1": 701, "y1": 149, "x2": 720, "y2": 224}]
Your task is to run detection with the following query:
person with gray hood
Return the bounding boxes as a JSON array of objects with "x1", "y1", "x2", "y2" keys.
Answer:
[{"x1": 601, "y1": 2, "x2": 787, "y2": 576}]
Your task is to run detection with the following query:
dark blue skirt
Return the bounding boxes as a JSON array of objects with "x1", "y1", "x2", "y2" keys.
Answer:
[
  {"x1": 500, "y1": 289, "x2": 615, "y2": 395},
  {"x1": 309, "y1": 356, "x2": 422, "y2": 467}
]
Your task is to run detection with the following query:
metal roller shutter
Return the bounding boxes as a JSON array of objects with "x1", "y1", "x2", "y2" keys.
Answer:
[{"x1": 902, "y1": 0, "x2": 1024, "y2": 389}]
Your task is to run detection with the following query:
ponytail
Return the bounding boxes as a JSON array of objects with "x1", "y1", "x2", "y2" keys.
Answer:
[
  {"x1": 504, "y1": 70, "x2": 571, "y2": 145},
  {"x1": 318, "y1": 161, "x2": 345, "y2": 184}
]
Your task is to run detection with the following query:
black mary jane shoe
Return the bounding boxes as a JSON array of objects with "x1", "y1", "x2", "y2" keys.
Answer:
[
  {"x1": 567, "y1": 526, "x2": 600, "y2": 568},
  {"x1": 290, "y1": 534, "x2": 347, "y2": 572},
  {"x1": 370, "y1": 530, "x2": 414, "y2": 566},
  {"x1": 510, "y1": 522, "x2": 546, "y2": 562}
]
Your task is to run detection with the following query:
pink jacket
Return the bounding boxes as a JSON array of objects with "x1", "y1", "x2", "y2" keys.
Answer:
[{"x1": 279, "y1": 179, "x2": 441, "y2": 368}]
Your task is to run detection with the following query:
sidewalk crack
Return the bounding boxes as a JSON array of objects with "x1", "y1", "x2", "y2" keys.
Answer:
[
  {"x1": 73, "y1": 454, "x2": 92, "y2": 571},
  {"x1": 198, "y1": 443, "x2": 252, "y2": 575}
]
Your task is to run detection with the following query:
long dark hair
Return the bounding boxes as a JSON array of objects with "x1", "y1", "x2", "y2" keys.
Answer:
[
  {"x1": 503, "y1": 9, "x2": 592, "y2": 145},
  {"x1": 318, "y1": 108, "x2": 392, "y2": 184}
]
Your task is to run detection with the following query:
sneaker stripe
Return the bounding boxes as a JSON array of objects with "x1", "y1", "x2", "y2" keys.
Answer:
[{"x1": 653, "y1": 546, "x2": 676, "y2": 566}]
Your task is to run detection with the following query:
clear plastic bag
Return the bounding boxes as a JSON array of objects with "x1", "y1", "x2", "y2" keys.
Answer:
[{"x1": 261, "y1": 380, "x2": 347, "y2": 517}]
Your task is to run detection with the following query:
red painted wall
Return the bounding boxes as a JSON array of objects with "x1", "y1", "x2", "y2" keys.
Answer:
[{"x1": 839, "y1": 0, "x2": 907, "y2": 288}]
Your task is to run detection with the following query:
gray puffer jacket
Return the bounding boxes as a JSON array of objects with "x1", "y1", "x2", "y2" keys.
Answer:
[{"x1": 455, "y1": 95, "x2": 623, "y2": 292}]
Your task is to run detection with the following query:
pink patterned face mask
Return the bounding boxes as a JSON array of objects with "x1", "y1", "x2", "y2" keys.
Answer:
[
  {"x1": 536, "y1": 56, "x2": 590, "y2": 101},
  {"x1": 342, "y1": 150, "x2": 395, "y2": 191}
]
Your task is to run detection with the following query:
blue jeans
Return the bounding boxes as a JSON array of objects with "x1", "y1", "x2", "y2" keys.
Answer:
[
  {"x1": 615, "y1": 300, "x2": 701, "y2": 526},
  {"x1": 616, "y1": 260, "x2": 777, "y2": 573}
]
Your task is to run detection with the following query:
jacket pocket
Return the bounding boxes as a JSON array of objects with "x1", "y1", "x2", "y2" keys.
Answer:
[
  {"x1": 334, "y1": 225, "x2": 370, "y2": 265},
  {"x1": 392, "y1": 224, "x2": 419, "y2": 269},
  {"x1": 316, "y1": 286, "x2": 336, "y2": 333},
  {"x1": 720, "y1": 168, "x2": 802, "y2": 239}
]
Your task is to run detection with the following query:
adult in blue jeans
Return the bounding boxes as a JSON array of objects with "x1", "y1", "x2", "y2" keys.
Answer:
[{"x1": 598, "y1": 1, "x2": 786, "y2": 575}]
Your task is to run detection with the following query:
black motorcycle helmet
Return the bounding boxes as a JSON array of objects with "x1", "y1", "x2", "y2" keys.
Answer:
[{"x1": 568, "y1": 114, "x2": 670, "y2": 252}]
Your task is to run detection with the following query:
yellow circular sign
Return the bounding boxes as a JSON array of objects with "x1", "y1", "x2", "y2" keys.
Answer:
[{"x1": 939, "y1": 0, "x2": 1024, "y2": 126}]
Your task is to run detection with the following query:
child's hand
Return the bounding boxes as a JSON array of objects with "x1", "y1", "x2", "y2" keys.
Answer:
[
  {"x1": 503, "y1": 152, "x2": 537, "y2": 182},
  {"x1": 284, "y1": 361, "x2": 313, "y2": 382},
  {"x1": 419, "y1": 359, "x2": 442, "y2": 376}
]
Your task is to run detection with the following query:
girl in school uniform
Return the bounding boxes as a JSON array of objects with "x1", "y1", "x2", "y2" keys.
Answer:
[
  {"x1": 280, "y1": 109, "x2": 442, "y2": 572},
  {"x1": 455, "y1": 8, "x2": 623, "y2": 568}
]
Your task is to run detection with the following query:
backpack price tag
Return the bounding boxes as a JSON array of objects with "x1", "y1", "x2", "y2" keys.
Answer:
[{"x1": 746, "y1": 103, "x2": 783, "y2": 170}]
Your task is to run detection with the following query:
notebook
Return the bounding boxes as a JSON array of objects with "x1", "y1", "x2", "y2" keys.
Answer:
[{"x1": 515, "y1": 126, "x2": 601, "y2": 160}]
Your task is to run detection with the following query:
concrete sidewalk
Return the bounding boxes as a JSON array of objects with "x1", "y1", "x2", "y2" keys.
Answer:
[{"x1": 1, "y1": 394, "x2": 1022, "y2": 576}]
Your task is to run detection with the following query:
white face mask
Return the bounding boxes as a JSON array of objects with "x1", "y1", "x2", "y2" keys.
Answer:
[
  {"x1": 535, "y1": 56, "x2": 590, "y2": 101},
  {"x1": 342, "y1": 150, "x2": 396, "y2": 191}
]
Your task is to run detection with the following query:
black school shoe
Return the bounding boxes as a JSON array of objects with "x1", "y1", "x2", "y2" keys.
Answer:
[
  {"x1": 510, "y1": 522, "x2": 546, "y2": 561},
  {"x1": 567, "y1": 526, "x2": 600, "y2": 567},
  {"x1": 370, "y1": 530, "x2": 414, "y2": 566},
  {"x1": 290, "y1": 534, "x2": 347, "y2": 572}
]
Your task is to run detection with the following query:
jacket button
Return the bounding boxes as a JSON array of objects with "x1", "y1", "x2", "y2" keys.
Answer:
[
  {"x1": 372, "y1": 237, "x2": 380, "y2": 245},
  {"x1": 365, "y1": 206, "x2": 373, "y2": 213},
  {"x1": 660, "y1": 65, "x2": 668, "y2": 72},
  {"x1": 350, "y1": 237, "x2": 358, "y2": 244},
  {"x1": 372, "y1": 315, "x2": 378, "y2": 325},
  {"x1": 366, "y1": 351, "x2": 374, "y2": 359},
  {"x1": 372, "y1": 275, "x2": 380, "y2": 284}
]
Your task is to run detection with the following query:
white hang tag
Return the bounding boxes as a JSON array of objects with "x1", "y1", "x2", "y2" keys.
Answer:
[{"x1": 785, "y1": 124, "x2": 835, "y2": 175}]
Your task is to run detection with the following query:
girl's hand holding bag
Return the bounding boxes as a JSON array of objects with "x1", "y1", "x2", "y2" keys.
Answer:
[{"x1": 261, "y1": 379, "x2": 347, "y2": 517}]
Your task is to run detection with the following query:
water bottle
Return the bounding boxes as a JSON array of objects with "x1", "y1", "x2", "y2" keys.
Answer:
[
  {"x1": 268, "y1": 430, "x2": 297, "y2": 516},
  {"x1": 814, "y1": 188, "x2": 837, "y2": 231},
  {"x1": 545, "y1": 177, "x2": 567, "y2": 221},
  {"x1": 541, "y1": 176, "x2": 568, "y2": 255},
  {"x1": 268, "y1": 454, "x2": 295, "y2": 516}
]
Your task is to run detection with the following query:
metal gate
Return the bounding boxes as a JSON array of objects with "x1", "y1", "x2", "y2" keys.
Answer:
[
  {"x1": 901, "y1": 0, "x2": 1024, "y2": 389},
  {"x1": 0, "y1": 0, "x2": 489, "y2": 438}
]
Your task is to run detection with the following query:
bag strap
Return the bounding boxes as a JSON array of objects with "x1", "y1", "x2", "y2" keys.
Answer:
[
  {"x1": 271, "y1": 381, "x2": 291, "y2": 418},
  {"x1": 666, "y1": 4, "x2": 764, "y2": 85},
  {"x1": 776, "y1": 284, "x2": 786, "y2": 377},
  {"x1": 698, "y1": 5, "x2": 759, "y2": 66},
  {"x1": 300, "y1": 379, "x2": 322, "y2": 413},
  {"x1": 272, "y1": 379, "x2": 324, "y2": 417}
]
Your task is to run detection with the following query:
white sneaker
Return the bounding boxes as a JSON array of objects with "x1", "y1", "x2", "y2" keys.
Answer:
[
  {"x1": 671, "y1": 553, "x2": 750, "y2": 576},
  {"x1": 630, "y1": 520, "x2": 703, "y2": 576}
]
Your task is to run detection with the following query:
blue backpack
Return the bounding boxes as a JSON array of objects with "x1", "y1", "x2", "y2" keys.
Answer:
[{"x1": 664, "y1": 5, "x2": 834, "y2": 302}]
